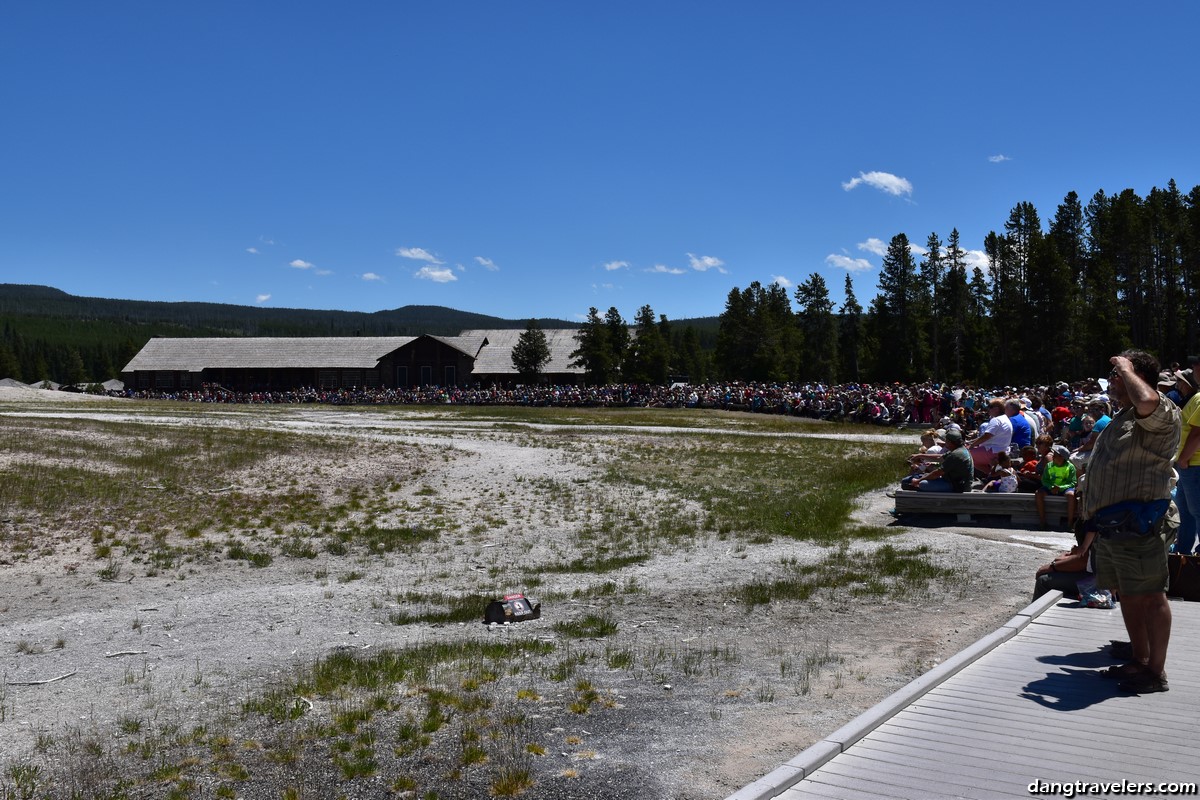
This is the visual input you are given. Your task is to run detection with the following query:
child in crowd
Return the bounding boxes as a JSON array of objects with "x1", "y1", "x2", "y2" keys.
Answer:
[
  {"x1": 1036, "y1": 444, "x2": 1077, "y2": 530},
  {"x1": 1018, "y1": 434, "x2": 1053, "y2": 492},
  {"x1": 983, "y1": 451, "x2": 1018, "y2": 493}
]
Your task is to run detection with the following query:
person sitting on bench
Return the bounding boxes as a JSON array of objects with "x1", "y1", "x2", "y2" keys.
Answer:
[{"x1": 908, "y1": 429, "x2": 973, "y2": 493}]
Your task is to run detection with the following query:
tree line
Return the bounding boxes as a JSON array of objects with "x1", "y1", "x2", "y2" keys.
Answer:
[{"x1": 711, "y1": 180, "x2": 1200, "y2": 386}]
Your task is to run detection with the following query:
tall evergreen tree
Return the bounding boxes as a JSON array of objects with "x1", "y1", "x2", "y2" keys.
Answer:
[
  {"x1": 511, "y1": 319, "x2": 551, "y2": 383},
  {"x1": 715, "y1": 286, "x2": 754, "y2": 379},
  {"x1": 673, "y1": 326, "x2": 708, "y2": 383},
  {"x1": 939, "y1": 229, "x2": 971, "y2": 381},
  {"x1": 1049, "y1": 192, "x2": 1088, "y2": 376},
  {"x1": 985, "y1": 230, "x2": 1021, "y2": 379},
  {"x1": 794, "y1": 273, "x2": 837, "y2": 380},
  {"x1": 838, "y1": 274, "x2": 864, "y2": 383},
  {"x1": 604, "y1": 307, "x2": 629, "y2": 379},
  {"x1": 919, "y1": 232, "x2": 944, "y2": 379},
  {"x1": 967, "y1": 266, "x2": 993, "y2": 381},
  {"x1": 1084, "y1": 189, "x2": 1130, "y2": 363},
  {"x1": 869, "y1": 233, "x2": 926, "y2": 380},
  {"x1": 623, "y1": 305, "x2": 670, "y2": 384},
  {"x1": 569, "y1": 307, "x2": 613, "y2": 383}
]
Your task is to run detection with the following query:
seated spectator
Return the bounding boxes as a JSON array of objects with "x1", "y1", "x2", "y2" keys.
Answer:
[
  {"x1": 1005, "y1": 399, "x2": 1033, "y2": 454},
  {"x1": 1037, "y1": 444, "x2": 1077, "y2": 530},
  {"x1": 1032, "y1": 526, "x2": 1097, "y2": 602},
  {"x1": 1017, "y1": 439, "x2": 1050, "y2": 492},
  {"x1": 967, "y1": 398, "x2": 1013, "y2": 477},
  {"x1": 983, "y1": 451, "x2": 1018, "y2": 493},
  {"x1": 1064, "y1": 398, "x2": 1088, "y2": 448},
  {"x1": 900, "y1": 429, "x2": 942, "y2": 490},
  {"x1": 907, "y1": 429, "x2": 974, "y2": 493}
]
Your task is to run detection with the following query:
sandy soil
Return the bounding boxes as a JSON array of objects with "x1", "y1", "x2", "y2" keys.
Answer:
[{"x1": 0, "y1": 387, "x2": 1073, "y2": 799}]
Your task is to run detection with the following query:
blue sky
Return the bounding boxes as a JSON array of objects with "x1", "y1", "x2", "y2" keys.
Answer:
[{"x1": 2, "y1": 2, "x2": 1197, "y2": 323}]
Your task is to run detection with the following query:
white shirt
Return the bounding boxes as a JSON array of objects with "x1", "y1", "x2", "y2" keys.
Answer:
[{"x1": 977, "y1": 414, "x2": 1013, "y2": 453}]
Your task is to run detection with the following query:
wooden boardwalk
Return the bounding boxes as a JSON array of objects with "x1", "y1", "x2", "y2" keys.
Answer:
[{"x1": 730, "y1": 594, "x2": 1200, "y2": 800}]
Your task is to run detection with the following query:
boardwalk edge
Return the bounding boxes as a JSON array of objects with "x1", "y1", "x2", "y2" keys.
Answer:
[{"x1": 723, "y1": 590, "x2": 1063, "y2": 800}]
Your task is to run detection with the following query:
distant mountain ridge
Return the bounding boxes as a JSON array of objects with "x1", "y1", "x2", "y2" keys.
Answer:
[{"x1": 0, "y1": 283, "x2": 576, "y2": 337}]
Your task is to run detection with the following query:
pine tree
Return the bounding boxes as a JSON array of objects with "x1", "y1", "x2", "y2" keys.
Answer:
[
  {"x1": 794, "y1": 273, "x2": 837, "y2": 380},
  {"x1": 604, "y1": 307, "x2": 629, "y2": 379},
  {"x1": 870, "y1": 233, "x2": 926, "y2": 380},
  {"x1": 838, "y1": 274, "x2": 864, "y2": 383},
  {"x1": 967, "y1": 266, "x2": 993, "y2": 381},
  {"x1": 1084, "y1": 189, "x2": 1130, "y2": 362},
  {"x1": 569, "y1": 307, "x2": 613, "y2": 383},
  {"x1": 511, "y1": 319, "x2": 551, "y2": 383},
  {"x1": 939, "y1": 229, "x2": 971, "y2": 381},
  {"x1": 919, "y1": 232, "x2": 943, "y2": 379},
  {"x1": 1049, "y1": 192, "x2": 1088, "y2": 376},
  {"x1": 623, "y1": 305, "x2": 670, "y2": 384}
]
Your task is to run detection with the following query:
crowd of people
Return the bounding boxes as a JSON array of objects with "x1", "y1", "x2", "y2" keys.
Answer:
[
  {"x1": 112, "y1": 376, "x2": 1125, "y2": 421},
  {"x1": 897, "y1": 350, "x2": 1186, "y2": 696}
]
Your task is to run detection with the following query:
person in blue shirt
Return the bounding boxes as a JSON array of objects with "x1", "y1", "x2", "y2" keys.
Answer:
[{"x1": 1005, "y1": 399, "x2": 1032, "y2": 452}]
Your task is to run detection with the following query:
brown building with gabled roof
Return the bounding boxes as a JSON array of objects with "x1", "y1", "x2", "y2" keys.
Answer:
[{"x1": 120, "y1": 330, "x2": 585, "y2": 391}]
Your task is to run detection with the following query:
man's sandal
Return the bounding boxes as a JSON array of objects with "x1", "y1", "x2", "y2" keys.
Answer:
[{"x1": 1117, "y1": 669, "x2": 1169, "y2": 694}]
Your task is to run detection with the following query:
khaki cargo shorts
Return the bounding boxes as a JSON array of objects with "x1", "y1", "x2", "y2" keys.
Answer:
[{"x1": 1094, "y1": 517, "x2": 1176, "y2": 596}]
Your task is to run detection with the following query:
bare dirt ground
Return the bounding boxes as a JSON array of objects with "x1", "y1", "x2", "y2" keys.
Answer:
[{"x1": 0, "y1": 387, "x2": 1073, "y2": 799}]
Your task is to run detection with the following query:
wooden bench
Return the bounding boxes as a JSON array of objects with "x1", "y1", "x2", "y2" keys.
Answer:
[{"x1": 893, "y1": 490, "x2": 1070, "y2": 527}]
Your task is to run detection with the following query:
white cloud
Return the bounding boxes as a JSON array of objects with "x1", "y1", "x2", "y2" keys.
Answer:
[
  {"x1": 687, "y1": 253, "x2": 727, "y2": 273},
  {"x1": 771, "y1": 275, "x2": 794, "y2": 288},
  {"x1": 455, "y1": 263, "x2": 466, "y2": 272},
  {"x1": 825, "y1": 254, "x2": 873, "y2": 272},
  {"x1": 603, "y1": 260, "x2": 630, "y2": 271},
  {"x1": 245, "y1": 247, "x2": 259, "y2": 255},
  {"x1": 289, "y1": 259, "x2": 314, "y2": 270},
  {"x1": 842, "y1": 171, "x2": 913, "y2": 197},
  {"x1": 857, "y1": 238, "x2": 887, "y2": 256},
  {"x1": 474, "y1": 256, "x2": 499, "y2": 271},
  {"x1": 414, "y1": 266, "x2": 457, "y2": 283},
  {"x1": 361, "y1": 272, "x2": 384, "y2": 282},
  {"x1": 988, "y1": 154, "x2": 1012, "y2": 163},
  {"x1": 909, "y1": 243, "x2": 929, "y2": 257},
  {"x1": 259, "y1": 237, "x2": 276, "y2": 245},
  {"x1": 396, "y1": 247, "x2": 443, "y2": 264},
  {"x1": 647, "y1": 264, "x2": 686, "y2": 275},
  {"x1": 255, "y1": 294, "x2": 271, "y2": 304},
  {"x1": 964, "y1": 249, "x2": 990, "y2": 273}
]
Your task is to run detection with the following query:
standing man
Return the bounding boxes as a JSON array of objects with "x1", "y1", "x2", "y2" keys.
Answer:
[{"x1": 1085, "y1": 351, "x2": 1181, "y2": 694}]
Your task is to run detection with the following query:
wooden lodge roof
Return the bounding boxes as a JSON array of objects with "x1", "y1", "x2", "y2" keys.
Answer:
[
  {"x1": 460, "y1": 328, "x2": 582, "y2": 375},
  {"x1": 120, "y1": 330, "x2": 584, "y2": 376},
  {"x1": 122, "y1": 337, "x2": 417, "y2": 372}
]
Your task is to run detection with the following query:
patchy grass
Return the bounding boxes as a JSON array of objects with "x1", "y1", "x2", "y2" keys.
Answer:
[{"x1": 738, "y1": 544, "x2": 961, "y2": 607}]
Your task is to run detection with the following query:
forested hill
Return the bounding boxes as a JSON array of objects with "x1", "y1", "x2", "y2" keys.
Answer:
[
  {"x1": 0, "y1": 284, "x2": 578, "y2": 384},
  {"x1": 0, "y1": 284, "x2": 578, "y2": 335}
]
